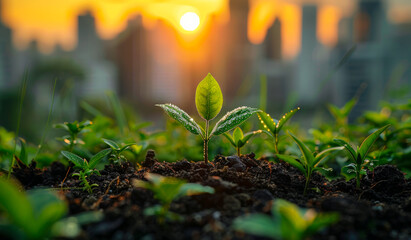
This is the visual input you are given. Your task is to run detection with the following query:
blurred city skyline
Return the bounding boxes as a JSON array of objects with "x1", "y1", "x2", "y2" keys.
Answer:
[{"x1": 2, "y1": 0, "x2": 410, "y2": 57}]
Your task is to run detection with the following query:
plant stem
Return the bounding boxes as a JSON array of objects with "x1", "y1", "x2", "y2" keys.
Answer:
[
  {"x1": 303, "y1": 178, "x2": 309, "y2": 196},
  {"x1": 356, "y1": 168, "x2": 361, "y2": 189},
  {"x1": 274, "y1": 135, "x2": 279, "y2": 154},
  {"x1": 237, "y1": 147, "x2": 241, "y2": 156},
  {"x1": 303, "y1": 173, "x2": 311, "y2": 196},
  {"x1": 204, "y1": 120, "x2": 209, "y2": 164}
]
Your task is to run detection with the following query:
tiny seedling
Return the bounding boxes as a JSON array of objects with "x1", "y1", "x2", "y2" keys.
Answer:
[
  {"x1": 277, "y1": 132, "x2": 343, "y2": 195},
  {"x1": 233, "y1": 199, "x2": 339, "y2": 240},
  {"x1": 0, "y1": 178, "x2": 67, "y2": 240},
  {"x1": 102, "y1": 138, "x2": 136, "y2": 164},
  {"x1": 327, "y1": 96, "x2": 358, "y2": 128},
  {"x1": 54, "y1": 120, "x2": 92, "y2": 152},
  {"x1": 334, "y1": 124, "x2": 390, "y2": 189},
  {"x1": 133, "y1": 173, "x2": 214, "y2": 223},
  {"x1": 258, "y1": 108, "x2": 300, "y2": 154},
  {"x1": 157, "y1": 73, "x2": 260, "y2": 163},
  {"x1": 61, "y1": 149, "x2": 111, "y2": 193},
  {"x1": 223, "y1": 127, "x2": 262, "y2": 156}
]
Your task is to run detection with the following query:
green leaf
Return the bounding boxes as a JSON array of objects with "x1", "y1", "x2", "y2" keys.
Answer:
[
  {"x1": 102, "y1": 138, "x2": 120, "y2": 150},
  {"x1": 223, "y1": 133, "x2": 236, "y2": 147},
  {"x1": 233, "y1": 127, "x2": 244, "y2": 145},
  {"x1": 276, "y1": 107, "x2": 300, "y2": 133},
  {"x1": 358, "y1": 124, "x2": 390, "y2": 160},
  {"x1": 119, "y1": 143, "x2": 136, "y2": 153},
  {"x1": 18, "y1": 138, "x2": 28, "y2": 165},
  {"x1": 88, "y1": 148, "x2": 111, "y2": 169},
  {"x1": 233, "y1": 214, "x2": 280, "y2": 239},
  {"x1": 313, "y1": 147, "x2": 344, "y2": 167},
  {"x1": 288, "y1": 131, "x2": 314, "y2": 166},
  {"x1": 178, "y1": 183, "x2": 215, "y2": 197},
  {"x1": 195, "y1": 73, "x2": 223, "y2": 120},
  {"x1": 53, "y1": 123, "x2": 69, "y2": 132},
  {"x1": 28, "y1": 189, "x2": 67, "y2": 239},
  {"x1": 276, "y1": 154, "x2": 306, "y2": 174},
  {"x1": 211, "y1": 107, "x2": 261, "y2": 136},
  {"x1": 341, "y1": 97, "x2": 357, "y2": 116},
  {"x1": 274, "y1": 199, "x2": 306, "y2": 237},
  {"x1": 333, "y1": 139, "x2": 357, "y2": 162},
  {"x1": 257, "y1": 111, "x2": 276, "y2": 134},
  {"x1": 327, "y1": 104, "x2": 343, "y2": 120},
  {"x1": 305, "y1": 213, "x2": 339, "y2": 237},
  {"x1": 156, "y1": 104, "x2": 203, "y2": 137},
  {"x1": 0, "y1": 178, "x2": 33, "y2": 236},
  {"x1": 61, "y1": 151, "x2": 85, "y2": 168},
  {"x1": 239, "y1": 130, "x2": 263, "y2": 148}
]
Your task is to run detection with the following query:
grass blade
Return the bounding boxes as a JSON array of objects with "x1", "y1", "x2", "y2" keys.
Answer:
[{"x1": 8, "y1": 71, "x2": 29, "y2": 179}]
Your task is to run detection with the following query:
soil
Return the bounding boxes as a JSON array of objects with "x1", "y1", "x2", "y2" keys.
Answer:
[{"x1": 7, "y1": 150, "x2": 411, "y2": 240}]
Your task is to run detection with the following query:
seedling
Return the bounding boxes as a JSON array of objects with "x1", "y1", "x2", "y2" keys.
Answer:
[
  {"x1": 157, "y1": 73, "x2": 260, "y2": 163},
  {"x1": 223, "y1": 127, "x2": 262, "y2": 156},
  {"x1": 54, "y1": 120, "x2": 92, "y2": 152},
  {"x1": 334, "y1": 124, "x2": 390, "y2": 189},
  {"x1": 133, "y1": 173, "x2": 214, "y2": 223},
  {"x1": 61, "y1": 149, "x2": 111, "y2": 193},
  {"x1": 277, "y1": 132, "x2": 343, "y2": 195},
  {"x1": 327, "y1": 96, "x2": 358, "y2": 129},
  {"x1": 102, "y1": 138, "x2": 136, "y2": 164},
  {"x1": 258, "y1": 108, "x2": 300, "y2": 154},
  {"x1": 0, "y1": 178, "x2": 67, "y2": 240},
  {"x1": 233, "y1": 199, "x2": 339, "y2": 240}
]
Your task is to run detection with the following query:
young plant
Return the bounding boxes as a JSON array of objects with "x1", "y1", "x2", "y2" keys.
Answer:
[
  {"x1": 61, "y1": 148, "x2": 111, "y2": 193},
  {"x1": 102, "y1": 138, "x2": 135, "y2": 164},
  {"x1": 258, "y1": 108, "x2": 300, "y2": 154},
  {"x1": 233, "y1": 199, "x2": 339, "y2": 240},
  {"x1": 156, "y1": 73, "x2": 260, "y2": 163},
  {"x1": 133, "y1": 173, "x2": 214, "y2": 223},
  {"x1": 333, "y1": 124, "x2": 390, "y2": 189},
  {"x1": 54, "y1": 120, "x2": 92, "y2": 152},
  {"x1": 223, "y1": 127, "x2": 262, "y2": 156},
  {"x1": 0, "y1": 178, "x2": 67, "y2": 240},
  {"x1": 277, "y1": 132, "x2": 343, "y2": 195},
  {"x1": 327, "y1": 96, "x2": 358, "y2": 129}
]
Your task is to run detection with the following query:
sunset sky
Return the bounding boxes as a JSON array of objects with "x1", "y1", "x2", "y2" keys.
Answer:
[{"x1": 1, "y1": 0, "x2": 410, "y2": 56}]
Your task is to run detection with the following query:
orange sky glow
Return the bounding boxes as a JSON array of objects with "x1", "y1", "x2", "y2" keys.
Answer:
[{"x1": 1, "y1": 0, "x2": 408, "y2": 56}]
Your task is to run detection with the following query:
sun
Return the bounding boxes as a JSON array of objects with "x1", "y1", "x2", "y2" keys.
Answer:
[{"x1": 180, "y1": 12, "x2": 200, "y2": 31}]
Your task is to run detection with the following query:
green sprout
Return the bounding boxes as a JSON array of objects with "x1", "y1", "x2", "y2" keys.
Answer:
[
  {"x1": 277, "y1": 132, "x2": 343, "y2": 195},
  {"x1": 258, "y1": 108, "x2": 300, "y2": 154},
  {"x1": 334, "y1": 124, "x2": 390, "y2": 189},
  {"x1": 223, "y1": 127, "x2": 262, "y2": 156},
  {"x1": 54, "y1": 120, "x2": 92, "y2": 152},
  {"x1": 133, "y1": 173, "x2": 214, "y2": 223},
  {"x1": 61, "y1": 149, "x2": 111, "y2": 193},
  {"x1": 327, "y1": 96, "x2": 358, "y2": 129},
  {"x1": 0, "y1": 178, "x2": 67, "y2": 240},
  {"x1": 233, "y1": 199, "x2": 339, "y2": 240},
  {"x1": 156, "y1": 73, "x2": 260, "y2": 163},
  {"x1": 102, "y1": 138, "x2": 136, "y2": 164}
]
